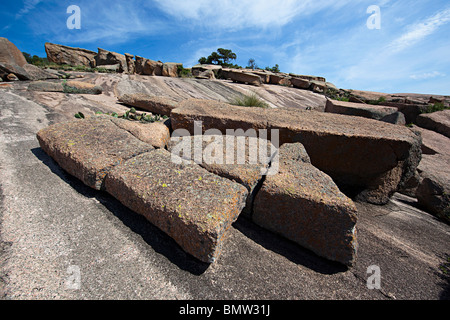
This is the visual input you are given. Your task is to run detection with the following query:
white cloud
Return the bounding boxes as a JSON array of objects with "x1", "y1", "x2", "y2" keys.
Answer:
[
  {"x1": 387, "y1": 7, "x2": 450, "y2": 53},
  {"x1": 409, "y1": 71, "x2": 446, "y2": 80},
  {"x1": 152, "y1": 0, "x2": 351, "y2": 30}
]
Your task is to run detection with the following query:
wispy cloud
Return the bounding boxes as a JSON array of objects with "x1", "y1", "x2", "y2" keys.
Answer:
[
  {"x1": 16, "y1": 0, "x2": 42, "y2": 19},
  {"x1": 387, "y1": 7, "x2": 450, "y2": 53},
  {"x1": 152, "y1": 0, "x2": 351, "y2": 30},
  {"x1": 409, "y1": 71, "x2": 446, "y2": 80}
]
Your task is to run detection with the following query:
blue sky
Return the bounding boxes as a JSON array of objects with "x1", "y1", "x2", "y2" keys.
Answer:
[{"x1": 1, "y1": 0, "x2": 449, "y2": 95}]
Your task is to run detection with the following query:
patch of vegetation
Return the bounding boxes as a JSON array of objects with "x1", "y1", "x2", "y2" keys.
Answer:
[
  {"x1": 23, "y1": 52, "x2": 49, "y2": 66},
  {"x1": 367, "y1": 96, "x2": 387, "y2": 105},
  {"x1": 229, "y1": 92, "x2": 269, "y2": 108},
  {"x1": 422, "y1": 102, "x2": 450, "y2": 114},
  {"x1": 74, "y1": 112, "x2": 85, "y2": 119},
  {"x1": 177, "y1": 65, "x2": 193, "y2": 78},
  {"x1": 74, "y1": 107, "x2": 169, "y2": 123},
  {"x1": 439, "y1": 254, "x2": 450, "y2": 275}
]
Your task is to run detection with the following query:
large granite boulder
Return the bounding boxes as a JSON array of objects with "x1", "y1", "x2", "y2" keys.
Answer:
[
  {"x1": 253, "y1": 143, "x2": 358, "y2": 266},
  {"x1": 104, "y1": 149, "x2": 248, "y2": 263},
  {"x1": 45, "y1": 42, "x2": 97, "y2": 67},
  {"x1": 0, "y1": 37, "x2": 27, "y2": 67},
  {"x1": 144, "y1": 59, "x2": 163, "y2": 76},
  {"x1": 171, "y1": 99, "x2": 422, "y2": 204}
]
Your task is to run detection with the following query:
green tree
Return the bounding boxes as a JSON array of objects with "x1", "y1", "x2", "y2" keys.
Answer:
[
  {"x1": 247, "y1": 58, "x2": 257, "y2": 70},
  {"x1": 265, "y1": 64, "x2": 280, "y2": 73},
  {"x1": 198, "y1": 48, "x2": 239, "y2": 68}
]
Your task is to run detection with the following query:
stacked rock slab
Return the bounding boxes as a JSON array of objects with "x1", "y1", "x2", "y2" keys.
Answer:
[
  {"x1": 36, "y1": 115, "x2": 249, "y2": 263},
  {"x1": 325, "y1": 99, "x2": 406, "y2": 125},
  {"x1": 170, "y1": 99, "x2": 422, "y2": 205},
  {"x1": 253, "y1": 143, "x2": 358, "y2": 266}
]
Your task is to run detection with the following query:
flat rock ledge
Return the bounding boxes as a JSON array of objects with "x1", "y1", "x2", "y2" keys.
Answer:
[{"x1": 171, "y1": 98, "x2": 422, "y2": 205}]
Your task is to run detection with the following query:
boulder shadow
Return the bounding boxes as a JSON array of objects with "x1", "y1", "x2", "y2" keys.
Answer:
[
  {"x1": 232, "y1": 215, "x2": 348, "y2": 275},
  {"x1": 31, "y1": 147, "x2": 210, "y2": 275}
]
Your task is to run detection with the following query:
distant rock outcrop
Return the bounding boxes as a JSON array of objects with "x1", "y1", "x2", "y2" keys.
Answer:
[{"x1": 45, "y1": 42, "x2": 97, "y2": 67}]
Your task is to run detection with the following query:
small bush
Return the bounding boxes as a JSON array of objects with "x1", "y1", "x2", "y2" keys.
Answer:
[
  {"x1": 422, "y1": 102, "x2": 449, "y2": 114},
  {"x1": 229, "y1": 92, "x2": 269, "y2": 108}
]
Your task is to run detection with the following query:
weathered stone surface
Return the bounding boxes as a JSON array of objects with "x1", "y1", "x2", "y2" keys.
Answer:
[
  {"x1": 416, "y1": 154, "x2": 450, "y2": 224},
  {"x1": 228, "y1": 70, "x2": 262, "y2": 86},
  {"x1": 36, "y1": 115, "x2": 154, "y2": 190},
  {"x1": 27, "y1": 81, "x2": 64, "y2": 92},
  {"x1": 45, "y1": 42, "x2": 97, "y2": 67},
  {"x1": 253, "y1": 143, "x2": 358, "y2": 266},
  {"x1": 171, "y1": 98, "x2": 422, "y2": 204},
  {"x1": 290, "y1": 77, "x2": 310, "y2": 89},
  {"x1": 110, "y1": 117, "x2": 170, "y2": 148},
  {"x1": 162, "y1": 62, "x2": 182, "y2": 77},
  {"x1": 104, "y1": 149, "x2": 248, "y2": 263},
  {"x1": 416, "y1": 110, "x2": 450, "y2": 139},
  {"x1": 64, "y1": 80, "x2": 103, "y2": 94},
  {"x1": 325, "y1": 99, "x2": 401, "y2": 123},
  {"x1": 168, "y1": 134, "x2": 276, "y2": 216},
  {"x1": 95, "y1": 48, "x2": 127, "y2": 73},
  {"x1": 0, "y1": 37, "x2": 28, "y2": 67},
  {"x1": 118, "y1": 93, "x2": 179, "y2": 116}
]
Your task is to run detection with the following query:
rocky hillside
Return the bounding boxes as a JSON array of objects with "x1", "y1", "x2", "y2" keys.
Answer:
[{"x1": 1, "y1": 38, "x2": 449, "y2": 299}]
